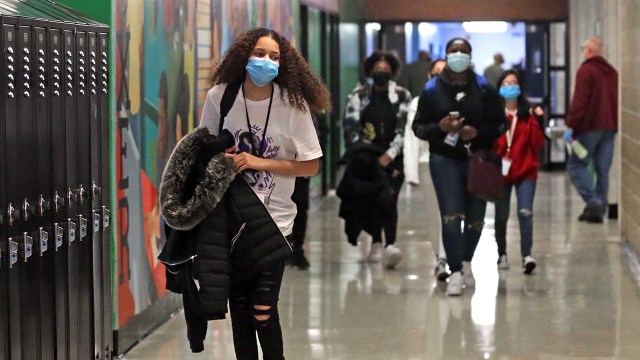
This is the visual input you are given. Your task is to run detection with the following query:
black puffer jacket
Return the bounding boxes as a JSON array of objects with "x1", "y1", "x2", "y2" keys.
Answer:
[{"x1": 159, "y1": 127, "x2": 292, "y2": 352}]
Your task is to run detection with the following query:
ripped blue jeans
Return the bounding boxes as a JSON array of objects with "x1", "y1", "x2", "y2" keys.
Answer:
[
  {"x1": 494, "y1": 180, "x2": 536, "y2": 259},
  {"x1": 429, "y1": 153, "x2": 488, "y2": 273}
]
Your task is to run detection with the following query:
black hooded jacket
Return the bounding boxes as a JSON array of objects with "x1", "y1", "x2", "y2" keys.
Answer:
[{"x1": 158, "y1": 127, "x2": 292, "y2": 352}]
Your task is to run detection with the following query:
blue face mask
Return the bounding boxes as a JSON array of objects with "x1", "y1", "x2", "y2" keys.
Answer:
[
  {"x1": 246, "y1": 57, "x2": 279, "y2": 87},
  {"x1": 499, "y1": 85, "x2": 521, "y2": 100},
  {"x1": 446, "y1": 52, "x2": 471, "y2": 73}
]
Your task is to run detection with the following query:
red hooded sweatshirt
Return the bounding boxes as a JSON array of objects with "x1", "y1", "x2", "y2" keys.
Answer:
[
  {"x1": 494, "y1": 111, "x2": 545, "y2": 184},
  {"x1": 567, "y1": 56, "x2": 618, "y2": 135}
]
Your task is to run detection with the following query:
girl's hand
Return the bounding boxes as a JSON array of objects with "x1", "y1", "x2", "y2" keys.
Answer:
[
  {"x1": 438, "y1": 115, "x2": 465, "y2": 132},
  {"x1": 225, "y1": 151, "x2": 266, "y2": 173},
  {"x1": 378, "y1": 154, "x2": 392, "y2": 168},
  {"x1": 459, "y1": 125, "x2": 478, "y2": 141}
]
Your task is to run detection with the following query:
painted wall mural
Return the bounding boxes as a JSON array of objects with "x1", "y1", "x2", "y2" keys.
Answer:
[{"x1": 114, "y1": 0, "x2": 296, "y2": 328}]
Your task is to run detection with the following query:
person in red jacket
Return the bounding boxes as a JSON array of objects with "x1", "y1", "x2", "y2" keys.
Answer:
[
  {"x1": 565, "y1": 37, "x2": 618, "y2": 223},
  {"x1": 493, "y1": 70, "x2": 545, "y2": 274}
]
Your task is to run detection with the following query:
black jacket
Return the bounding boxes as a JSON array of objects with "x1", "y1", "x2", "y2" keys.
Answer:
[
  {"x1": 337, "y1": 142, "x2": 394, "y2": 245},
  {"x1": 412, "y1": 69, "x2": 508, "y2": 159},
  {"x1": 158, "y1": 127, "x2": 292, "y2": 352}
]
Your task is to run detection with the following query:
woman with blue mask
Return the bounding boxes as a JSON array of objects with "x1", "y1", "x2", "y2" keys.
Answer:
[
  {"x1": 199, "y1": 28, "x2": 331, "y2": 360},
  {"x1": 412, "y1": 37, "x2": 507, "y2": 296},
  {"x1": 493, "y1": 70, "x2": 545, "y2": 275}
]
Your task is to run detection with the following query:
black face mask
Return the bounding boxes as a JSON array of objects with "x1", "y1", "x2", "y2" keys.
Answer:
[{"x1": 372, "y1": 72, "x2": 391, "y2": 87}]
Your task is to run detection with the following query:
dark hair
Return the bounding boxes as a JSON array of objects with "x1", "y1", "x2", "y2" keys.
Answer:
[
  {"x1": 496, "y1": 69, "x2": 530, "y2": 119},
  {"x1": 429, "y1": 59, "x2": 446, "y2": 74},
  {"x1": 445, "y1": 37, "x2": 472, "y2": 53},
  {"x1": 208, "y1": 28, "x2": 332, "y2": 113},
  {"x1": 362, "y1": 50, "x2": 402, "y2": 77}
]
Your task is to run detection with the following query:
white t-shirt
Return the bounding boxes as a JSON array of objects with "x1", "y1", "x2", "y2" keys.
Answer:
[{"x1": 199, "y1": 82, "x2": 322, "y2": 236}]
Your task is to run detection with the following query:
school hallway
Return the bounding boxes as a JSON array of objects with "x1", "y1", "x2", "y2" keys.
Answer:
[{"x1": 122, "y1": 167, "x2": 640, "y2": 360}]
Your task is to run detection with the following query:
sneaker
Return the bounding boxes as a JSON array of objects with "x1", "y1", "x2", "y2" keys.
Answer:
[
  {"x1": 523, "y1": 256, "x2": 537, "y2": 274},
  {"x1": 383, "y1": 245, "x2": 403, "y2": 269},
  {"x1": 291, "y1": 248, "x2": 310, "y2": 270},
  {"x1": 497, "y1": 254, "x2": 510, "y2": 270},
  {"x1": 368, "y1": 242, "x2": 383, "y2": 263},
  {"x1": 434, "y1": 259, "x2": 450, "y2": 281},
  {"x1": 447, "y1": 272, "x2": 463, "y2": 296},
  {"x1": 462, "y1": 261, "x2": 475, "y2": 287},
  {"x1": 579, "y1": 204, "x2": 605, "y2": 223}
]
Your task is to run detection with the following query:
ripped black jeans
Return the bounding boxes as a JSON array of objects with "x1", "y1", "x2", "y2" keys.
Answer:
[{"x1": 229, "y1": 259, "x2": 286, "y2": 360}]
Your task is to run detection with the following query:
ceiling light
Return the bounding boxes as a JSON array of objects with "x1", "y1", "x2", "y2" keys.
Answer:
[{"x1": 462, "y1": 21, "x2": 508, "y2": 33}]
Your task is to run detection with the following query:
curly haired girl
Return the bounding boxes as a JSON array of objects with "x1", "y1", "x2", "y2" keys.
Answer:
[{"x1": 200, "y1": 28, "x2": 330, "y2": 360}]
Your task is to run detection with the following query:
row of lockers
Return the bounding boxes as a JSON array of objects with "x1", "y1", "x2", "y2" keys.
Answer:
[{"x1": 0, "y1": 7, "x2": 112, "y2": 360}]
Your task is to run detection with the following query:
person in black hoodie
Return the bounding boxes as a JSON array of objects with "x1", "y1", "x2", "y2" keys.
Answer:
[{"x1": 413, "y1": 37, "x2": 507, "y2": 296}]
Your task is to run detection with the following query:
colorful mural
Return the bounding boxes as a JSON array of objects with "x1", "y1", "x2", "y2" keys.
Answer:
[{"x1": 114, "y1": 0, "x2": 296, "y2": 328}]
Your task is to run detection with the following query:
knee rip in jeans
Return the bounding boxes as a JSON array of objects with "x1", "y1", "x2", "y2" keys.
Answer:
[
  {"x1": 253, "y1": 305, "x2": 272, "y2": 325},
  {"x1": 518, "y1": 208, "x2": 532, "y2": 217},
  {"x1": 466, "y1": 221, "x2": 484, "y2": 231},
  {"x1": 442, "y1": 213, "x2": 464, "y2": 224}
]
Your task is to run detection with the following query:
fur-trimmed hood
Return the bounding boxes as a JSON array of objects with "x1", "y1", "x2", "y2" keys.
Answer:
[{"x1": 159, "y1": 127, "x2": 236, "y2": 230}]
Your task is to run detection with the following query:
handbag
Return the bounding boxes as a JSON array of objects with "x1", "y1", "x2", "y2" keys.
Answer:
[{"x1": 467, "y1": 148, "x2": 504, "y2": 202}]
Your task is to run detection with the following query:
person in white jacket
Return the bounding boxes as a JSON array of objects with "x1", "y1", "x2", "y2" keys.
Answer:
[{"x1": 404, "y1": 59, "x2": 450, "y2": 281}]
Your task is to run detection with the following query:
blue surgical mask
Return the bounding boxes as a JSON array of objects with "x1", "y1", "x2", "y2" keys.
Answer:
[
  {"x1": 499, "y1": 85, "x2": 521, "y2": 100},
  {"x1": 446, "y1": 52, "x2": 471, "y2": 73},
  {"x1": 246, "y1": 56, "x2": 279, "y2": 87}
]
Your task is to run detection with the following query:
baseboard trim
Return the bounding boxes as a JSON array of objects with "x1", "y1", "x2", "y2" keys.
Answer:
[{"x1": 621, "y1": 240, "x2": 640, "y2": 291}]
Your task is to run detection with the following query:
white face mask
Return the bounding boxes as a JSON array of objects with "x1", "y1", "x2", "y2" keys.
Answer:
[{"x1": 446, "y1": 52, "x2": 471, "y2": 73}]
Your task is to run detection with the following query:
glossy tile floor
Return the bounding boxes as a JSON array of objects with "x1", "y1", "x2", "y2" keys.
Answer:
[{"x1": 123, "y1": 167, "x2": 640, "y2": 359}]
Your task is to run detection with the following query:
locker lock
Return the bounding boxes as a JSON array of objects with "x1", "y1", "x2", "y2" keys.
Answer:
[
  {"x1": 78, "y1": 215, "x2": 88, "y2": 240},
  {"x1": 38, "y1": 194, "x2": 51, "y2": 216},
  {"x1": 92, "y1": 181, "x2": 102, "y2": 198},
  {"x1": 53, "y1": 223, "x2": 64, "y2": 250},
  {"x1": 22, "y1": 199, "x2": 35, "y2": 221},
  {"x1": 66, "y1": 220, "x2": 77, "y2": 244},
  {"x1": 37, "y1": 228, "x2": 49, "y2": 256},
  {"x1": 7, "y1": 202, "x2": 20, "y2": 226},
  {"x1": 92, "y1": 211, "x2": 101, "y2": 233},
  {"x1": 19, "y1": 232, "x2": 34, "y2": 262},
  {"x1": 8, "y1": 238, "x2": 18, "y2": 268},
  {"x1": 102, "y1": 207, "x2": 110, "y2": 230},
  {"x1": 54, "y1": 191, "x2": 65, "y2": 212}
]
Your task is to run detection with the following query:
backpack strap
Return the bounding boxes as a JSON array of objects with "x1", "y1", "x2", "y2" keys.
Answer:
[{"x1": 219, "y1": 80, "x2": 243, "y2": 134}]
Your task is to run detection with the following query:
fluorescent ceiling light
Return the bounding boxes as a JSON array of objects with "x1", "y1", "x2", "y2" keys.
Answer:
[
  {"x1": 365, "y1": 22, "x2": 381, "y2": 32},
  {"x1": 418, "y1": 22, "x2": 437, "y2": 36},
  {"x1": 462, "y1": 21, "x2": 508, "y2": 33}
]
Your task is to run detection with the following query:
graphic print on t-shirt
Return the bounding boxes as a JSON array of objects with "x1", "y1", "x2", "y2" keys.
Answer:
[{"x1": 234, "y1": 127, "x2": 279, "y2": 199}]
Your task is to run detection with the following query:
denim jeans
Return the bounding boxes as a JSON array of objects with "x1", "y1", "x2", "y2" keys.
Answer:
[
  {"x1": 494, "y1": 179, "x2": 536, "y2": 259},
  {"x1": 429, "y1": 153, "x2": 488, "y2": 273},
  {"x1": 229, "y1": 260, "x2": 286, "y2": 360},
  {"x1": 567, "y1": 130, "x2": 616, "y2": 207}
]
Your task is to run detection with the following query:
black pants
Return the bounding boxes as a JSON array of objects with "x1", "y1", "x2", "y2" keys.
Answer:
[
  {"x1": 229, "y1": 260, "x2": 286, "y2": 360},
  {"x1": 291, "y1": 177, "x2": 310, "y2": 249},
  {"x1": 372, "y1": 169, "x2": 404, "y2": 246}
]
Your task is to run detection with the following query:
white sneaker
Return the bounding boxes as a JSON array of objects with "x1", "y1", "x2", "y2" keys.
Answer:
[
  {"x1": 497, "y1": 254, "x2": 510, "y2": 270},
  {"x1": 462, "y1": 261, "x2": 475, "y2": 287},
  {"x1": 523, "y1": 255, "x2": 537, "y2": 274},
  {"x1": 434, "y1": 258, "x2": 450, "y2": 281},
  {"x1": 368, "y1": 242, "x2": 383, "y2": 263},
  {"x1": 384, "y1": 245, "x2": 403, "y2": 269},
  {"x1": 447, "y1": 272, "x2": 463, "y2": 296}
]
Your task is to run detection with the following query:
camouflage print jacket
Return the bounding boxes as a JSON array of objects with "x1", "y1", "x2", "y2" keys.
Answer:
[{"x1": 343, "y1": 80, "x2": 412, "y2": 161}]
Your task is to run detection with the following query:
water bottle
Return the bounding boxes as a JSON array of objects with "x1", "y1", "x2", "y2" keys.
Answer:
[{"x1": 569, "y1": 139, "x2": 588, "y2": 159}]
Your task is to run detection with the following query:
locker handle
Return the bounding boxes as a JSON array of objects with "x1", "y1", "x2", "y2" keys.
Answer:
[
  {"x1": 9, "y1": 238, "x2": 18, "y2": 268},
  {"x1": 92, "y1": 182, "x2": 102, "y2": 198},
  {"x1": 37, "y1": 228, "x2": 49, "y2": 256},
  {"x1": 102, "y1": 207, "x2": 110, "y2": 230},
  {"x1": 22, "y1": 199, "x2": 35, "y2": 221},
  {"x1": 67, "y1": 188, "x2": 78, "y2": 206},
  {"x1": 79, "y1": 215, "x2": 88, "y2": 240},
  {"x1": 19, "y1": 233, "x2": 34, "y2": 262},
  {"x1": 38, "y1": 195, "x2": 51, "y2": 216},
  {"x1": 92, "y1": 211, "x2": 101, "y2": 233},
  {"x1": 54, "y1": 191, "x2": 65, "y2": 212},
  {"x1": 75, "y1": 185, "x2": 89, "y2": 204},
  {"x1": 7, "y1": 202, "x2": 20, "y2": 226},
  {"x1": 67, "y1": 221, "x2": 77, "y2": 244},
  {"x1": 53, "y1": 223, "x2": 64, "y2": 250}
]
